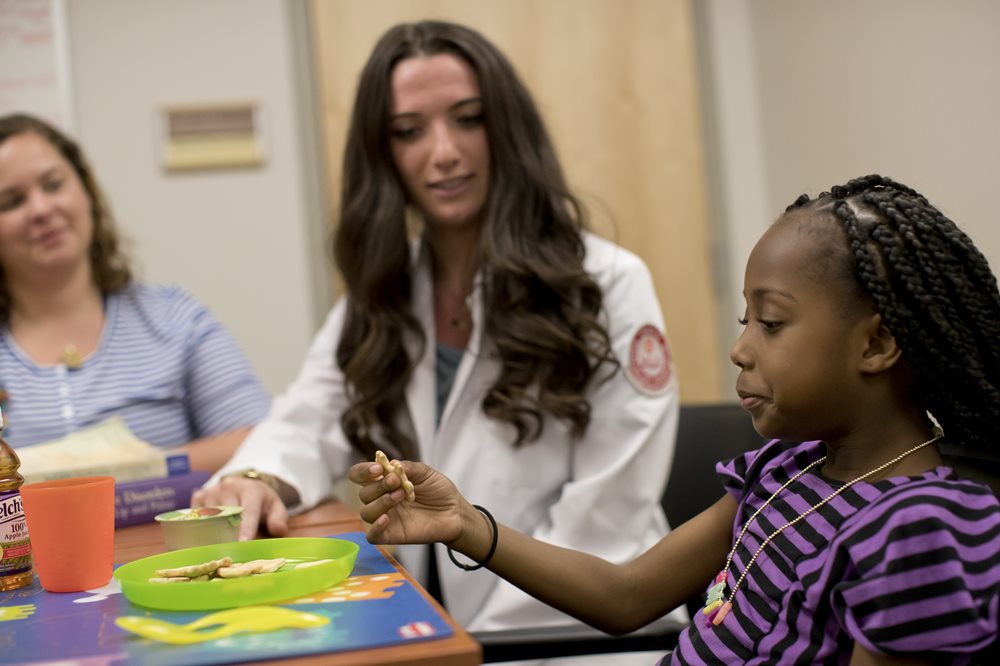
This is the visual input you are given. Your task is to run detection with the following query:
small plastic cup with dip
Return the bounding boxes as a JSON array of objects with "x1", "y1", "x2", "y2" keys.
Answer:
[{"x1": 155, "y1": 505, "x2": 244, "y2": 550}]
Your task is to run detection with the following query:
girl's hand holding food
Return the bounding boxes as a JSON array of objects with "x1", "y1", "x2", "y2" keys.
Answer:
[{"x1": 349, "y1": 459, "x2": 490, "y2": 561}]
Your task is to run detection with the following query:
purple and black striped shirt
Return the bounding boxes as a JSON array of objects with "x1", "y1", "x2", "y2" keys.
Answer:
[{"x1": 664, "y1": 439, "x2": 999, "y2": 665}]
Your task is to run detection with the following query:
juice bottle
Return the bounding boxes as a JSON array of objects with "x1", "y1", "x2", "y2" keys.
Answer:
[{"x1": 0, "y1": 406, "x2": 32, "y2": 591}]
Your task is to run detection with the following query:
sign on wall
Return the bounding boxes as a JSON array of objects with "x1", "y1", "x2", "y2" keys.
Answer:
[
  {"x1": 0, "y1": 0, "x2": 74, "y2": 131},
  {"x1": 157, "y1": 102, "x2": 266, "y2": 171}
]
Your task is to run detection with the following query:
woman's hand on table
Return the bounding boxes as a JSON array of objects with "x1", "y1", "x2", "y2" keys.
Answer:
[
  {"x1": 349, "y1": 460, "x2": 483, "y2": 556},
  {"x1": 191, "y1": 477, "x2": 290, "y2": 541}
]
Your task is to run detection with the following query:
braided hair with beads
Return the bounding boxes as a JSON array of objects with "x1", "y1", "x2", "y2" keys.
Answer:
[{"x1": 785, "y1": 174, "x2": 1000, "y2": 454}]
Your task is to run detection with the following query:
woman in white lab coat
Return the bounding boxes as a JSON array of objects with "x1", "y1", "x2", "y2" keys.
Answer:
[{"x1": 195, "y1": 20, "x2": 683, "y2": 664}]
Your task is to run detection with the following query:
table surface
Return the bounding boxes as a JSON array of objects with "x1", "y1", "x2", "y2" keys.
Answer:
[{"x1": 114, "y1": 501, "x2": 482, "y2": 666}]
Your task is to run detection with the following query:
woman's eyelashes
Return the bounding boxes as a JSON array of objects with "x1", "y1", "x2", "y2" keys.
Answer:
[
  {"x1": 391, "y1": 112, "x2": 484, "y2": 143},
  {"x1": 0, "y1": 192, "x2": 23, "y2": 212},
  {"x1": 391, "y1": 125, "x2": 420, "y2": 141},
  {"x1": 457, "y1": 112, "x2": 484, "y2": 128},
  {"x1": 0, "y1": 175, "x2": 65, "y2": 213},
  {"x1": 42, "y1": 176, "x2": 64, "y2": 193}
]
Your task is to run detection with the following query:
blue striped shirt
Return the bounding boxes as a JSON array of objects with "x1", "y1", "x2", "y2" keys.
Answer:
[{"x1": 0, "y1": 283, "x2": 271, "y2": 449}]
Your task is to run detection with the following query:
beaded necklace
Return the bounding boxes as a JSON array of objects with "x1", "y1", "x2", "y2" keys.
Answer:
[{"x1": 702, "y1": 432, "x2": 943, "y2": 628}]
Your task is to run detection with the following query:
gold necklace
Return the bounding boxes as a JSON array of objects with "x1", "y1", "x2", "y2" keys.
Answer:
[
  {"x1": 703, "y1": 431, "x2": 943, "y2": 628},
  {"x1": 61, "y1": 343, "x2": 83, "y2": 369},
  {"x1": 450, "y1": 307, "x2": 472, "y2": 331},
  {"x1": 436, "y1": 285, "x2": 473, "y2": 331}
]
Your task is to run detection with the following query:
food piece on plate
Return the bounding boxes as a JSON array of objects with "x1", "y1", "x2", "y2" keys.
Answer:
[
  {"x1": 295, "y1": 559, "x2": 332, "y2": 569},
  {"x1": 375, "y1": 450, "x2": 415, "y2": 502},
  {"x1": 154, "y1": 556, "x2": 233, "y2": 579},
  {"x1": 216, "y1": 558, "x2": 287, "y2": 578},
  {"x1": 147, "y1": 555, "x2": 293, "y2": 583}
]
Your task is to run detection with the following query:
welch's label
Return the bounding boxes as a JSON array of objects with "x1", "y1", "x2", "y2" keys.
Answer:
[{"x1": 0, "y1": 489, "x2": 32, "y2": 576}]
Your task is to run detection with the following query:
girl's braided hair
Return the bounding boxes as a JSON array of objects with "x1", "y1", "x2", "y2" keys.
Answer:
[{"x1": 787, "y1": 174, "x2": 1000, "y2": 452}]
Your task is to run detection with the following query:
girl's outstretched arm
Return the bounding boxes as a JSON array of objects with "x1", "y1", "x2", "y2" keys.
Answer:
[{"x1": 350, "y1": 459, "x2": 737, "y2": 634}]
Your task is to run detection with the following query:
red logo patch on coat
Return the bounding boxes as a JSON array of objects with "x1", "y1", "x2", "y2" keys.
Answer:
[{"x1": 626, "y1": 324, "x2": 672, "y2": 395}]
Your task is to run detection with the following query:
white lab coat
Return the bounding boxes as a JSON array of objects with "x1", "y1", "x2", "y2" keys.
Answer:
[{"x1": 214, "y1": 232, "x2": 685, "y2": 665}]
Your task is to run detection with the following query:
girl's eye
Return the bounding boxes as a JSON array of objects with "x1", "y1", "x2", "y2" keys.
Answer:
[{"x1": 737, "y1": 315, "x2": 782, "y2": 332}]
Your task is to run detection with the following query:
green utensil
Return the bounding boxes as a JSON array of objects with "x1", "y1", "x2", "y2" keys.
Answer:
[{"x1": 115, "y1": 605, "x2": 329, "y2": 645}]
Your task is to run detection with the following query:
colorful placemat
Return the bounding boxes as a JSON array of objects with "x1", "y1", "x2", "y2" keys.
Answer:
[{"x1": 0, "y1": 532, "x2": 453, "y2": 666}]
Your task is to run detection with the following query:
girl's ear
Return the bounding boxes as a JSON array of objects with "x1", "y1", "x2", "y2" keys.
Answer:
[{"x1": 859, "y1": 313, "x2": 902, "y2": 374}]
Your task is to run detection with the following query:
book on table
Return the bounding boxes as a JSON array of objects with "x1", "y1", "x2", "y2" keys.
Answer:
[{"x1": 15, "y1": 417, "x2": 208, "y2": 526}]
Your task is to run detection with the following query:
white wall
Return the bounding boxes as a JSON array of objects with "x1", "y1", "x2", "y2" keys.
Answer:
[
  {"x1": 54, "y1": 0, "x2": 1000, "y2": 399},
  {"x1": 65, "y1": 0, "x2": 330, "y2": 394},
  {"x1": 699, "y1": 0, "x2": 1000, "y2": 389}
]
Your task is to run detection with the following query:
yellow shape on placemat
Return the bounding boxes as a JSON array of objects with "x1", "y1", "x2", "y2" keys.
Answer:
[
  {"x1": 116, "y1": 605, "x2": 328, "y2": 645},
  {"x1": 0, "y1": 604, "x2": 35, "y2": 622}
]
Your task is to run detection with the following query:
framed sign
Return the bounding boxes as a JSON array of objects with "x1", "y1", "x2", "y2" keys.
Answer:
[{"x1": 157, "y1": 101, "x2": 266, "y2": 171}]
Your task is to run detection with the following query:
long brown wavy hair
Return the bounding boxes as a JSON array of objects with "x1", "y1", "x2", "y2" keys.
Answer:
[
  {"x1": 334, "y1": 21, "x2": 617, "y2": 461},
  {"x1": 0, "y1": 113, "x2": 132, "y2": 320}
]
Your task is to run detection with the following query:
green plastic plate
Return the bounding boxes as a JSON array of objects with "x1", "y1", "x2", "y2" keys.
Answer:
[{"x1": 114, "y1": 537, "x2": 359, "y2": 611}]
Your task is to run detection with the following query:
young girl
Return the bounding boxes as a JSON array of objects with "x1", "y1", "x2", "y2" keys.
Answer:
[{"x1": 351, "y1": 175, "x2": 1000, "y2": 665}]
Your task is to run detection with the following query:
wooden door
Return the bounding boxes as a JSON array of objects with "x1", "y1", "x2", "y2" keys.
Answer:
[{"x1": 309, "y1": 0, "x2": 723, "y2": 402}]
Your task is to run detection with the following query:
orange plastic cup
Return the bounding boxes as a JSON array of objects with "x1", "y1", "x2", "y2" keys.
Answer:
[{"x1": 19, "y1": 476, "x2": 115, "y2": 592}]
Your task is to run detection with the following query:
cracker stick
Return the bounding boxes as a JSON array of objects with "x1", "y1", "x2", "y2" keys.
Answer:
[{"x1": 375, "y1": 450, "x2": 415, "y2": 501}]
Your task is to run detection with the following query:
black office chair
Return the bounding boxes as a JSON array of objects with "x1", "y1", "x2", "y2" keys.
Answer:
[
  {"x1": 476, "y1": 402, "x2": 763, "y2": 662},
  {"x1": 660, "y1": 402, "x2": 764, "y2": 620},
  {"x1": 662, "y1": 403, "x2": 764, "y2": 528},
  {"x1": 940, "y1": 441, "x2": 1000, "y2": 497}
]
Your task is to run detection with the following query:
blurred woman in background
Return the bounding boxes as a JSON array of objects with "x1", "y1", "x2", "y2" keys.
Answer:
[{"x1": 0, "y1": 113, "x2": 270, "y2": 472}]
